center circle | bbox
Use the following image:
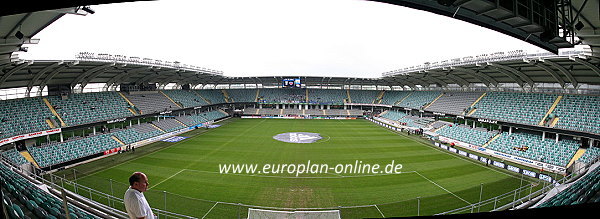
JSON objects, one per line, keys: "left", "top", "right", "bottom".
{"left": 273, "top": 132, "right": 323, "bottom": 143}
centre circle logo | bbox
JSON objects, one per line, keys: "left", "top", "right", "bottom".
{"left": 273, "top": 132, "right": 323, "bottom": 143}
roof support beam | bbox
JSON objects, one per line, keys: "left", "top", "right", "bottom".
{"left": 70, "top": 62, "right": 115, "bottom": 88}
{"left": 570, "top": 57, "right": 600, "bottom": 77}
{"left": 103, "top": 66, "right": 153, "bottom": 90}
{"left": 37, "top": 61, "right": 78, "bottom": 96}
{"left": 422, "top": 73, "right": 448, "bottom": 87}
{"left": 27, "top": 61, "right": 63, "bottom": 97}
{"left": 542, "top": 59, "right": 579, "bottom": 87}
{"left": 525, "top": 59, "right": 566, "bottom": 88}
{"left": 488, "top": 63, "right": 535, "bottom": 87}
{"left": 452, "top": 67, "right": 494, "bottom": 87}
{"left": 0, "top": 60, "right": 33, "bottom": 88}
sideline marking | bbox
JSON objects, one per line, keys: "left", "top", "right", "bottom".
{"left": 414, "top": 171, "right": 472, "bottom": 205}
{"left": 202, "top": 202, "right": 220, "bottom": 219}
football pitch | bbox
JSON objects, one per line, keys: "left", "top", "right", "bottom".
{"left": 55, "top": 118, "right": 544, "bottom": 218}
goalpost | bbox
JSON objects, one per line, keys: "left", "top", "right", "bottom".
{"left": 247, "top": 208, "right": 341, "bottom": 219}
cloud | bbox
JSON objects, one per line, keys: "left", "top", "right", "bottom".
{"left": 18, "top": 0, "right": 544, "bottom": 78}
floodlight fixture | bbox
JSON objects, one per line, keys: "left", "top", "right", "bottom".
{"left": 82, "top": 6, "right": 95, "bottom": 14}
{"left": 15, "top": 31, "right": 24, "bottom": 40}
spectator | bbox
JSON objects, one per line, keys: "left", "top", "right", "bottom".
{"left": 124, "top": 172, "right": 155, "bottom": 219}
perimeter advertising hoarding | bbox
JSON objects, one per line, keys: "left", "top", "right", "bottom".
{"left": 0, "top": 128, "right": 62, "bottom": 146}
{"left": 368, "top": 117, "right": 556, "bottom": 183}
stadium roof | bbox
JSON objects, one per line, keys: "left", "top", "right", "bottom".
{"left": 1, "top": 1, "right": 599, "bottom": 93}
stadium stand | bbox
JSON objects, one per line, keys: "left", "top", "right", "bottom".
{"left": 349, "top": 90, "right": 380, "bottom": 104}
{"left": 578, "top": 147, "right": 600, "bottom": 164}
{"left": 110, "top": 123, "right": 164, "bottom": 145}
{"left": 259, "top": 88, "right": 306, "bottom": 103}
{"left": 470, "top": 92, "right": 558, "bottom": 125}
{"left": 27, "top": 133, "right": 121, "bottom": 168}
{"left": 0, "top": 97, "right": 54, "bottom": 139}
{"left": 1, "top": 148, "right": 29, "bottom": 166}
{"left": 380, "top": 110, "right": 408, "bottom": 121}
{"left": 485, "top": 132, "right": 580, "bottom": 167}
{"left": 227, "top": 89, "right": 258, "bottom": 102}
{"left": 426, "top": 92, "right": 483, "bottom": 115}
{"left": 195, "top": 90, "right": 226, "bottom": 104}
{"left": 124, "top": 92, "right": 181, "bottom": 115}
{"left": 308, "top": 89, "right": 346, "bottom": 104}
{"left": 47, "top": 92, "right": 133, "bottom": 126}
{"left": 161, "top": 90, "right": 209, "bottom": 108}
{"left": 551, "top": 94, "right": 600, "bottom": 134}
{"left": 379, "top": 91, "right": 411, "bottom": 106}
{"left": 0, "top": 162, "right": 97, "bottom": 219}
{"left": 536, "top": 166, "right": 600, "bottom": 207}
{"left": 151, "top": 119, "right": 186, "bottom": 133}
{"left": 396, "top": 91, "right": 442, "bottom": 109}
{"left": 435, "top": 124, "right": 499, "bottom": 146}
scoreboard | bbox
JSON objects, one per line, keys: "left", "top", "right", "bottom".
{"left": 282, "top": 78, "right": 302, "bottom": 88}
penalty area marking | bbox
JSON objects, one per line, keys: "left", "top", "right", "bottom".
{"left": 201, "top": 202, "right": 220, "bottom": 219}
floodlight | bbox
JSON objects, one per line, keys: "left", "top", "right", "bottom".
{"left": 15, "top": 31, "right": 24, "bottom": 39}
{"left": 82, "top": 6, "right": 95, "bottom": 14}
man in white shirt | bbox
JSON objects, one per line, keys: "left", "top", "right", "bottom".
{"left": 124, "top": 172, "right": 155, "bottom": 219}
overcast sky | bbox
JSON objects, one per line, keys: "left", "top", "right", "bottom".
{"left": 18, "top": 0, "right": 547, "bottom": 78}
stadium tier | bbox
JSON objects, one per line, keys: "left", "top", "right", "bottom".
{"left": 1, "top": 163, "right": 96, "bottom": 219}
{"left": 110, "top": 123, "right": 164, "bottom": 145}
{"left": 379, "top": 91, "right": 411, "bottom": 106}
{"left": 47, "top": 92, "right": 133, "bottom": 127}
{"left": 0, "top": 97, "right": 54, "bottom": 139}
{"left": 307, "top": 89, "right": 346, "bottom": 104}
{"left": 380, "top": 110, "right": 409, "bottom": 121}
{"left": 485, "top": 132, "right": 580, "bottom": 167}
{"left": 536, "top": 166, "right": 600, "bottom": 208}
{"left": 396, "top": 91, "right": 442, "bottom": 109}
{"left": 27, "top": 133, "right": 121, "bottom": 168}
{"left": 551, "top": 95, "right": 600, "bottom": 134}
{"left": 195, "top": 89, "right": 226, "bottom": 104}
{"left": 425, "top": 92, "right": 483, "bottom": 115}
{"left": 161, "top": 90, "right": 209, "bottom": 108}
{"left": 470, "top": 92, "right": 558, "bottom": 126}
{"left": 124, "top": 92, "right": 181, "bottom": 115}
{"left": 1, "top": 149, "right": 28, "bottom": 166}
{"left": 226, "top": 89, "right": 258, "bottom": 102}
{"left": 349, "top": 90, "right": 380, "bottom": 104}
{"left": 435, "top": 124, "right": 499, "bottom": 146}
{"left": 578, "top": 147, "right": 600, "bottom": 164}
{"left": 259, "top": 88, "right": 306, "bottom": 103}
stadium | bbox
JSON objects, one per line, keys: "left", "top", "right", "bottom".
{"left": 1, "top": 0, "right": 600, "bottom": 218}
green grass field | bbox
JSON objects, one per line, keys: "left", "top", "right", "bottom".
{"left": 54, "top": 118, "right": 544, "bottom": 218}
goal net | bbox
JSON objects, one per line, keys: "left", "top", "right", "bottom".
{"left": 247, "top": 208, "right": 341, "bottom": 219}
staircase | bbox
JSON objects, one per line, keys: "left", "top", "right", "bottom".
{"left": 118, "top": 92, "right": 139, "bottom": 115}
{"left": 193, "top": 90, "right": 212, "bottom": 104}
{"left": 221, "top": 90, "right": 231, "bottom": 103}
{"left": 346, "top": 90, "right": 352, "bottom": 103}
{"left": 481, "top": 133, "right": 501, "bottom": 148}
{"left": 424, "top": 93, "right": 445, "bottom": 109}
{"left": 255, "top": 89, "right": 261, "bottom": 102}
{"left": 111, "top": 136, "right": 126, "bottom": 146}
{"left": 45, "top": 119, "right": 56, "bottom": 129}
{"left": 395, "top": 92, "right": 413, "bottom": 105}
{"left": 375, "top": 90, "right": 386, "bottom": 104}
{"left": 160, "top": 90, "right": 183, "bottom": 108}
{"left": 150, "top": 123, "right": 165, "bottom": 132}
{"left": 567, "top": 148, "right": 587, "bottom": 168}
{"left": 466, "top": 92, "right": 487, "bottom": 116}
{"left": 42, "top": 98, "right": 67, "bottom": 127}
{"left": 539, "top": 95, "right": 562, "bottom": 126}
{"left": 20, "top": 151, "right": 39, "bottom": 168}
